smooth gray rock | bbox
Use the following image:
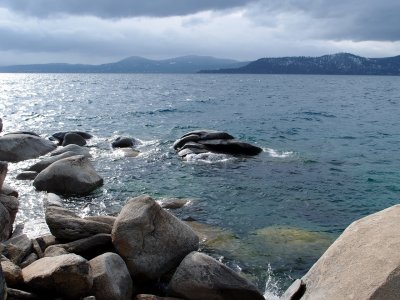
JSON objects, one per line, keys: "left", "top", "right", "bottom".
{"left": 198, "top": 139, "right": 263, "bottom": 155}
{"left": 90, "top": 252, "right": 132, "bottom": 300}
{"left": 167, "top": 252, "right": 264, "bottom": 300}
{"left": 173, "top": 130, "right": 234, "bottom": 150}
{"left": 62, "top": 132, "right": 87, "bottom": 147}
{"left": 22, "top": 254, "right": 93, "bottom": 300}
{"left": 20, "top": 253, "right": 38, "bottom": 269}
{"left": 2, "top": 234, "right": 32, "bottom": 265}
{"left": 44, "top": 246, "right": 69, "bottom": 257}
{"left": 16, "top": 171, "right": 38, "bottom": 181}
{"left": 0, "top": 162, "right": 7, "bottom": 191}
{"left": 0, "top": 134, "right": 56, "bottom": 162}
{"left": 1, "top": 259, "right": 23, "bottom": 287}
{"left": 111, "top": 195, "right": 199, "bottom": 280}
{"left": 27, "top": 151, "right": 85, "bottom": 173}
{"left": 301, "top": 204, "right": 400, "bottom": 300}
{"left": 33, "top": 155, "right": 103, "bottom": 195}
{"left": 50, "top": 144, "right": 91, "bottom": 157}
{"left": 0, "top": 184, "right": 18, "bottom": 197}
{"left": 84, "top": 216, "right": 116, "bottom": 227}
{"left": 0, "top": 195, "right": 19, "bottom": 232}
{"left": 6, "top": 288, "right": 41, "bottom": 300}
{"left": 45, "top": 205, "right": 112, "bottom": 242}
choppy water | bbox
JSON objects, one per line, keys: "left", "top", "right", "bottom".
{"left": 1, "top": 73, "right": 400, "bottom": 296}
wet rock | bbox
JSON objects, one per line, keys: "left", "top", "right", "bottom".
{"left": 0, "top": 263, "right": 5, "bottom": 300}
{"left": 111, "top": 137, "right": 137, "bottom": 148}
{"left": 174, "top": 130, "right": 262, "bottom": 158}
{"left": 90, "top": 252, "right": 132, "bottom": 300}
{"left": 51, "top": 131, "right": 92, "bottom": 145}
{"left": 50, "top": 144, "right": 91, "bottom": 157}
{"left": 45, "top": 203, "right": 112, "bottom": 242}
{"left": 62, "top": 132, "right": 87, "bottom": 146}
{"left": 111, "top": 195, "right": 199, "bottom": 280}
{"left": 2, "top": 234, "right": 32, "bottom": 265}
{"left": 1, "top": 259, "right": 23, "bottom": 287}
{"left": 33, "top": 155, "right": 103, "bottom": 195}
{"left": 167, "top": 251, "right": 264, "bottom": 300}
{"left": 0, "top": 162, "right": 7, "bottom": 191}
{"left": 27, "top": 151, "right": 87, "bottom": 173}
{"left": 0, "top": 184, "right": 18, "bottom": 197}
{"left": 301, "top": 204, "right": 400, "bottom": 300}
{"left": 16, "top": 171, "right": 38, "bottom": 181}
{"left": 0, "top": 134, "right": 56, "bottom": 162}
{"left": 22, "top": 254, "right": 93, "bottom": 300}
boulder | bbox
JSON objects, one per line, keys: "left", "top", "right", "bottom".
{"left": 27, "top": 151, "right": 86, "bottom": 173}
{"left": 34, "top": 235, "right": 58, "bottom": 254}
{"left": 33, "top": 155, "right": 103, "bottom": 195}
{"left": 51, "top": 131, "right": 92, "bottom": 145}
{"left": 0, "top": 184, "right": 18, "bottom": 197}
{"left": 90, "top": 252, "right": 132, "bottom": 300}
{"left": 20, "top": 253, "right": 38, "bottom": 269}
{"left": 45, "top": 234, "right": 113, "bottom": 259}
{"left": 16, "top": 171, "right": 38, "bottom": 181}
{"left": 0, "top": 204, "right": 11, "bottom": 242}
{"left": 111, "top": 195, "right": 199, "bottom": 280}
{"left": 2, "top": 234, "right": 32, "bottom": 265}
{"left": 111, "top": 137, "right": 137, "bottom": 148}
{"left": 301, "top": 204, "right": 400, "bottom": 300}
{"left": 0, "top": 263, "right": 5, "bottom": 300}
{"left": 22, "top": 254, "right": 93, "bottom": 300}
{"left": 62, "top": 132, "right": 87, "bottom": 146}
{"left": 173, "top": 130, "right": 262, "bottom": 157}
{"left": 0, "top": 162, "right": 7, "bottom": 191}
{"left": 0, "top": 195, "right": 19, "bottom": 231}
{"left": 50, "top": 144, "right": 91, "bottom": 157}
{"left": 0, "top": 134, "right": 56, "bottom": 162}
{"left": 0, "top": 118, "right": 2, "bottom": 133}
{"left": 84, "top": 216, "right": 116, "bottom": 227}
{"left": 45, "top": 204, "right": 112, "bottom": 241}
{"left": 4, "top": 132, "right": 40, "bottom": 137}
{"left": 1, "top": 259, "right": 23, "bottom": 287}
{"left": 167, "top": 252, "right": 264, "bottom": 300}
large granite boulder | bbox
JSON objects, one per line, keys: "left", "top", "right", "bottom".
{"left": 45, "top": 196, "right": 112, "bottom": 241}
{"left": 167, "top": 251, "right": 264, "bottom": 300}
{"left": 89, "top": 252, "right": 133, "bottom": 300}
{"left": 173, "top": 130, "right": 262, "bottom": 158}
{"left": 299, "top": 204, "right": 400, "bottom": 300}
{"left": 27, "top": 151, "right": 86, "bottom": 173}
{"left": 22, "top": 254, "right": 93, "bottom": 299}
{"left": 2, "top": 234, "right": 32, "bottom": 265}
{"left": 33, "top": 155, "right": 103, "bottom": 195}
{"left": 0, "top": 134, "right": 56, "bottom": 162}
{"left": 111, "top": 195, "right": 199, "bottom": 280}
{"left": 1, "top": 259, "right": 23, "bottom": 288}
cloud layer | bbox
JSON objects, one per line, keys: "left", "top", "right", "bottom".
{"left": 0, "top": 0, "right": 399, "bottom": 65}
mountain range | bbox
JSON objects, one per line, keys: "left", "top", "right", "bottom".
{"left": 0, "top": 55, "right": 247, "bottom": 74}
{"left": 0, "top": 53, "right": 399, "bottom": 75}
{"left": 200, "top": 53, "right": 400, "bottom": 75}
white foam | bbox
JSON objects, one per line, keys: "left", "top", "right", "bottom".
{"left": 185, "top": 152, "right": 234, "bottom": 164}
{"left": 265, "top": 148, "right": 294, "bottom": 159}
{"left": 263, "top": 264, "right": 282, "bottom": 300}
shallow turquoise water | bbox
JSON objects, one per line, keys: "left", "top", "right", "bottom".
{"left": 1, "top": 73, "right": 399, "bottom": 295}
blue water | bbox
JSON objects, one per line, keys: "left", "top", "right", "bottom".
{"left": 1, "top": 73, "right": 400, "bottom": 295}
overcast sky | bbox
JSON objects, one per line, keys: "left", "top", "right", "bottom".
{"left": 0, "top": 0, "right": 399, "bottom": 65}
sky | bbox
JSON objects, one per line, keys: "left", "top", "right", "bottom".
{"left": 0, "top": 0, "right": 399, "bottom": 65}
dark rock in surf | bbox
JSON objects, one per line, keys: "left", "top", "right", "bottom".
{"left": 51, "top": 131, "right": 92, "bottom": 145}
{"left": 174, "top": 130, "right": 262, "bottom": 158}
{"left": 27, "top": 151, "right": 87, "bottom": 173}
{"left": 62, "top": 133, "right": 87, "bottom": 147}
{"left": 111, "top": 137, "right": 137, "bottom": 148}
{"left": 50, "top": 144, "right": 91, "bottom": 157}
{"left": 16, "top": 171, "right": 38, "bottom": 181}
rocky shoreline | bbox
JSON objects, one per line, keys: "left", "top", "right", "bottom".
{"left": 1, "top": 117, "right": 400, "bottom": 299}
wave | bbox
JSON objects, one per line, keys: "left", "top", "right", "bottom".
{"left": 264, "top": 148, "right": 295, "bottom": 159}
{"left": 185, "top": 152, "right": 235, "bottom": 164}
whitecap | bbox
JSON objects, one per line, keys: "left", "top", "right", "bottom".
{"left": 263, "top": 263, "right": 282, "bottom": 300}
{"left": 264, "top": 148, "right": 294, "bottom": 159}
{"left": 184, "top": 152, "right": 234, "bottom": 164}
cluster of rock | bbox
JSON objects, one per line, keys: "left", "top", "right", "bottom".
{"left": 1, "top": 191, "right": 265, "bottom": 299}
{"left": 173, "top": 130, "right": 263, "bottom": 159}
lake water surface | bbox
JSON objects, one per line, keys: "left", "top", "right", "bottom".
{"left": 1, "top": 73, "right": 399, "bottom": 297}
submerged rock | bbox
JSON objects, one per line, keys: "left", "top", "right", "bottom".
{"left": 51, "top": 131, "right": 92, "bottom": 145}
{"left": 33, "top": 155, "right": 103, "bottom": 195}
{"left": 16, "top": 171, "right": 38, "bottom": 181}
{"left": 62, "top": 132, "right": 87, "bottom": 147}
{"left": 0, "top": 134, "right": 56, "bottom": 162}
{"left": 174, "top": 130, "right": 262, "bottom": 158}
{"left": 300, "top": 204, "right": 400, "bottom": 300}
{"left": 111, "top": 137, "right": 138, "bottom": 148}
{"left": 167, "top": 251, "right": 264, "bottom": 300}
{"left": 112, "top": 195, "right": 199, "bottom": 280}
